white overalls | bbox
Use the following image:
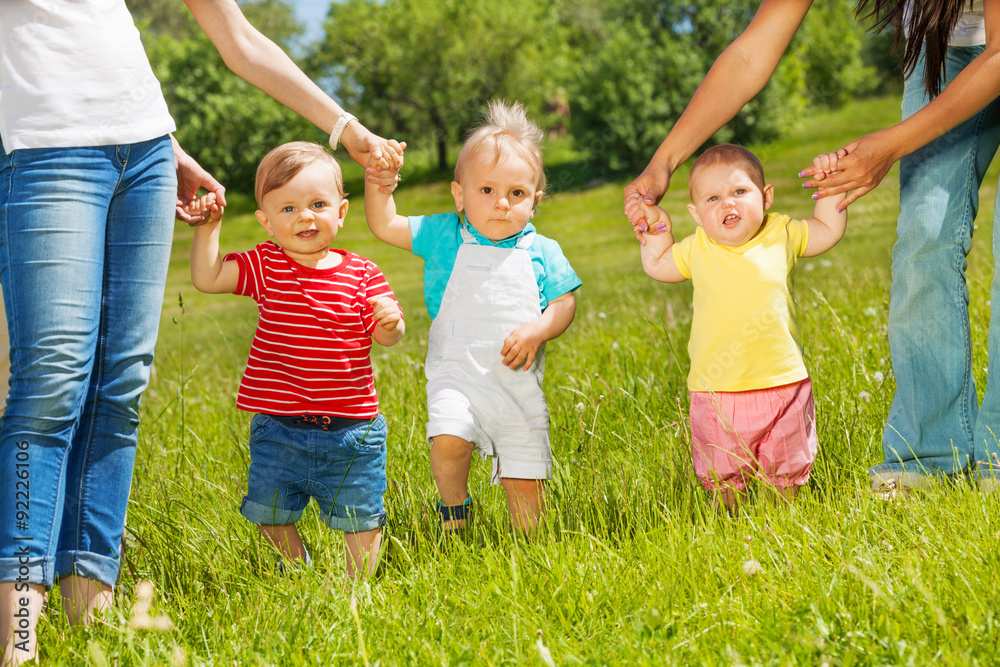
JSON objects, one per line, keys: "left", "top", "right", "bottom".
{"left": 425, "top": 226, "right": 551, "bottom": 482}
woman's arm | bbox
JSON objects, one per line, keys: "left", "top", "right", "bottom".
{"left": 624, "top": 0, "right": 814, "bottom": 229}
{"left": 181, "top": 0, "right": 401, "bottom": 170}
{"left": 803, "top": 0, "right": 1000, "bottom": 207}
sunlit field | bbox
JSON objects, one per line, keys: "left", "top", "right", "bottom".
{"left": 37, "top": 95, "right": 1000, "bottom": 665}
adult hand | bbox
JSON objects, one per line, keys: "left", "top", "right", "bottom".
{"left": 364, "top": 141, "right": 407, "bottom": 194}
{"left": 342, "top": 120, "right": 404, "bottom": 166}
{"left": 624, "top": 161, "right": 672, "bottom": 242}
{"left": 799, "top": 130, "right": 899, "bottom": 209}
{"left": 171, "top": 135, "right": 227, "bottom": 225}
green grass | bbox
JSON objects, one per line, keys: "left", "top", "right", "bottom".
{"left": 37, "top": 95, "right": 1000, "bottom": 665}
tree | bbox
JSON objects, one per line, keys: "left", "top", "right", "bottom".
{"left": 312, "top": 0, "right": 570, "bottom": 172}
{"left": 568, "top": 0, "right": 884, "bottom": 172}
{"left": 133, "top": 0, "right": 320, "bottom": 188}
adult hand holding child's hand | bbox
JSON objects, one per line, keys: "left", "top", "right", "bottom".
{"left": 184, "top": 192, "right": 224, "bottom": 227}
{"left": 172, "top": 135, "right": 227, "bottom": 225}
{"left": 634, "top": 203, "right": 672, "bottom": 247}
{"left": 365, "top": 141, "right": 407, "bottom": 195}
{"left": 624, "top": 161, "right": 672, "bottom": 243}
{"left": 798, "top": 130, "right": 899, "bottom": 210}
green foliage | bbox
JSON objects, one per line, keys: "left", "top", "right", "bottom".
{"left": 794, "top": 0, "right": 881, "bottom": 107}
{"left": 313, "top": 0, "right": 571, "bottom": 172}
{"left": 569, "top": 0, "right": 886, "bottom": 172}
{"left": 128, "top": 0, "right": 899, "bottom": 191}
{"left": 137, "top": 0, "right": 322, "bottom": 188}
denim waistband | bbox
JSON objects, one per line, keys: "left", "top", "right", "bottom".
{"left": 268, "top": 414, "right": 368, "bottom": 431}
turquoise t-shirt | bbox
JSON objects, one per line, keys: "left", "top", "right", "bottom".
{"left": 409, "top": 212, "right": 582, "bottom": 320}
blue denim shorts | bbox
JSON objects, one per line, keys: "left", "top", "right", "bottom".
{"left": 240, "top": 413, "right": 387, "bottom": 533}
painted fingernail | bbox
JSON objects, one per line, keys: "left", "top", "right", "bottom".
{"left": 656, "top": 224, "right": 667, "bottom": 233}
{"left": 802, "top": 182, "right": 811, "bottom": 188}
{"left": 811, "top": 193, "right": 820, "bottom": 200}
{"left": 798, "top": 171, "right": 808, "bottom": 177}
{"left": 838, "top": 206, "right": 845, "bottom": 213}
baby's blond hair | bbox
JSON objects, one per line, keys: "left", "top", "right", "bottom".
{"left": 454, "top": 100, "right": 546, "bottom": 193}
{"left": 255, "top": 141, "right": 344, "bottom": 207}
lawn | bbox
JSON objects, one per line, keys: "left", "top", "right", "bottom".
{"left": 39, "top": 94, "right": 1000, "bottom": 665}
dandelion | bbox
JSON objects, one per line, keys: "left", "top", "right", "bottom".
{"left": 611, "top": 341, "right": 619, "bottom": 350}
{"left": 87, "top": 642, "right": 109, "bottom": 667}
{"left": 820, "top": 259, "right": 833, "bottom": 268}
{"left": 863, "top": 306, "right": 878, "bottom": 317}
{"left": 742, "top": 559, "right": 762, "bottom": 577}
{"left": 575, "top": 402, "right": 586, "bottom": 413}
{"left": 873, "top": 371, "right": 884, "bottom": 383}
{"left": 858, "top": 391, "right": 870, "bottom": 403}
{"left": 598, "top": 312, "right": 607, "bottom": 319}
{"left": 129, "top": 580, "right": 173, "bottom": 631}
{"left": 536, "top": 630, "right": 555, "bottom": 667}
{"left": 805, "top": 263, "right": 815, "bottom": 271}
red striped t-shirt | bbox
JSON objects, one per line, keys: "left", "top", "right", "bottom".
{"left": 225, "top": 241, "right": 399, "bottom": 418}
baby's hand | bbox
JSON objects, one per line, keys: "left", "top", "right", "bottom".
{"left": 369, "top": 296, "right": 402, "bottom": 331}
{"left": 808, "top": 148, "right": 849, "bottom": 182}
{"left": 634, "top": 203, "right": 671, "bottom": 246}
{"left": 501, "top": 323, "right": 543, "bottom": 371}
{"left": 366, "top": 141, "right": 406, "bottom": 194}
{"left": 184, "top": 192, "right": 223, "bottom": 226}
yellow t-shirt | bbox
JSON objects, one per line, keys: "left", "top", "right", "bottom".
{"left": 671, "top": 212, "right": 810, "bottom": 392}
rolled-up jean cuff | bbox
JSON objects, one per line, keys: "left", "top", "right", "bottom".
{"left": 55, "top": 551, "right": 120, "bottom": 590}
{"left": 240, "top": 498, "right": 303, "bottom": 526}
{"left": 324, "top": 510, "right": 386, "bottom": 533}
{"left": 867, "top": 461, "right": 948, "bottom": 478}
{"left": 0, "top": 555, "right": 54, "bottom": 588}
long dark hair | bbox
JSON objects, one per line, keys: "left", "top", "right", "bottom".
{"left": 856, "top": 0, "right": 972, "bottom": 97}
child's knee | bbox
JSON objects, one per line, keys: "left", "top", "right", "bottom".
{"left": 431, "top": 435, "right": 474, "bottom": 457}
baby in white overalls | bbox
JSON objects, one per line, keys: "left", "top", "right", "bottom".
{"left": 364, "top": 100, "right": 581, "bottom": 533}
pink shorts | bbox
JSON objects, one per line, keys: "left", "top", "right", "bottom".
{"left": 689, "top": 378, "right": 818, "bottom": 491}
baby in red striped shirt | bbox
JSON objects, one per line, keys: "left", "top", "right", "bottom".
{"left": 187, "top": 141, "right": 404, "bottom": 578}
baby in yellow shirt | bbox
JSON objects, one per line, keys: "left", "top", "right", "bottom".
{"left": 637, "top": 144, "right": 847, "bottom": 511}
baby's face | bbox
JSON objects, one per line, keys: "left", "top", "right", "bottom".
{"left": 451, "top": 151, "right": 543, "bottom": 242}
{"left": 687, "top": 164, "right": 773, "bottom": 247}
{"left": 255, "top": 161, "right": 348, "bottom": 263}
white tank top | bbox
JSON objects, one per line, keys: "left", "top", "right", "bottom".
{"left": 903, "top": 1, "right": 986, "bottom": 47}
{"left": 951, "top": 0, "right": 985, "bottom": 46}
{"left": 0, "top": 0, "right": 176, "bottom": 151}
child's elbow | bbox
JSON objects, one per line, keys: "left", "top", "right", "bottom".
{"left": 190, "top": 273, "right": 208, "bottom": 293}
{"left": 191, "top": 274, "right": 227, "bottom": 294}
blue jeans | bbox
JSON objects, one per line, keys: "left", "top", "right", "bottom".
{"left": 0, "top": 136, "right": 176, "bottom": 589}
{"left": 873, "top": 46, "right": 1000, "bottom": 479}
{"left": 240, "top": 413, "right": 388, "bottom": 533}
